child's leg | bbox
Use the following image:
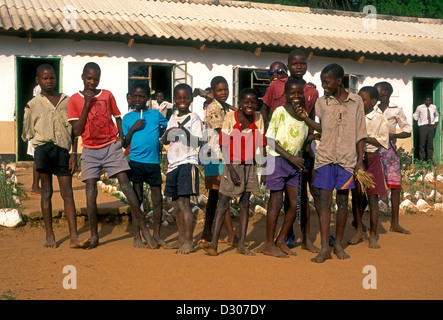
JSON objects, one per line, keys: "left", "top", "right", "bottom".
{"left": 116, "top": 172, "right": 157, "bottom": 248}
{"left": 85, "top": 178, "right": 99, "bottom": 249}
{"left": 31, "top": 162, "right": 41, "bottom": 195}
{"left": 176, "top": 196, "right": 194, "bottom": 254}
{"left": 390, "top": 188, "right": 411, "bottom": 234}
{"left": 150, "top": 185, "right": 168, "bottom": 247}
{"left": 236, "top": 192, "right": 254, "bottom": 256}
{"left": 349, "top": 188, "right": 366, "bottom": 245}
{"left": 301, "top": 176, "right": 319, "bottom": 252}
{"left": 200, "top": 193, "right": 230, "bottom": 256}
{"left": 275, "top": 185, "right": 299, "bottom": 256}
{"left": 57, "top": 175, "right": 89, "bottom": 248}
{"left": 368, "top": 194, "right": 380, "bottom": 249}
{"left": 169, "top": 197, "right": 185, "bottom": 249}
{"left": 334, "top": 189, "right": 350, "bottom": 259}
{"left": 311, "top": 188, "right": 333, "bottom": 263}
{"left": 263, "top": 190, "right": 287, "bottom": 258}
{"left": 131, "top": 182, "right": 146, "bottom": 248}
{"left": 201, "top": 188, "right": 218, "bottom": 242}
{"left": 40, "top": 173, "right": 56, "bottom": 248}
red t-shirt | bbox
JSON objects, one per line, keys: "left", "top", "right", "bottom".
{"left": 68, "top": 90, "right": 121, "bottom": 149}
{"left": 219, "top": 111, "right": 266, "bottom": 163}
{"left": 262, "top": 78, "right": 319, "bottom": 118}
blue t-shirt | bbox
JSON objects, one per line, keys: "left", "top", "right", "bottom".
{"left": 122, "top": 109, "right": 168, "bottom": 164}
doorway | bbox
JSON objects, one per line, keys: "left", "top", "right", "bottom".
{"left": 15, "top": 56, "right": 61, "bottom": 161}
{"left": 412, "top": 77, "right": 442, "bottom": 163}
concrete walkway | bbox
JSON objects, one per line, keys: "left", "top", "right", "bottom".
{"left": 15, "top": 162, "right": 130, "bottom": 220}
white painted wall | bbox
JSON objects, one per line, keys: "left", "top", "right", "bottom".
{"left": 1, "top": 35, "right": 442, "bottom": 127}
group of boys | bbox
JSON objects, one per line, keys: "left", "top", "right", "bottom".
{"left": 22, "top": 50, "right": 412, "bottom": 262}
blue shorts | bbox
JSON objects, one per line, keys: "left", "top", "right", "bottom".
{"left": 312, "top": 164, "right": 355, "bottom": 191}
{"left": 128, "top": 161, "right": 162, "bottom": 186}
{"left": 165, "top": 164, "right": 199, "bottom": 199}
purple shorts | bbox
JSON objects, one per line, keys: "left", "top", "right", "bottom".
{"left": 266, "top": 155, "right": 301, "bottom": 191}
{"left": 313, "top": 164, "right": 355, "bottom": 191}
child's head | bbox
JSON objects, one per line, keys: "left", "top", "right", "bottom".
{"left": 238, "top": 88, "right": 258, "bottom": 116}
{"left": 210, "top": 76, "right": 229, "bottom": 103}
{"left": 173, "top": 83, "right": 193, "bottom": 113}
{"left": 358, "top": 86, "right": 379, "bottom": 113}
{"left": 131, "top": 82, "right": 150, "bottom": 110}
{"left": 155, "top": 91, "right": 165, "bottom": 103}
{"left": 374, "top": 81, "right": 393, "bottom": 100}
{"left": 81, "top": 62, "right": 101, "bottom": 91}
{"left": 267, "top": 61, "right": 288, "bottom": 82}
{"left": 35, "top": 64, "right": 57, "bottom": 93}
{"left": 285, "top": 78, "right": 305, "bottom": 108}
{"left": 287, "top": 49, "right": 308, "bottom": 79}
{"left": 320, "top": 63, "right": 345, "bottom": 97}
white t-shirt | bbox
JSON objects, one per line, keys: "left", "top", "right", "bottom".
{"left": 164, "top": 112, "right": 203, "bottom": 172}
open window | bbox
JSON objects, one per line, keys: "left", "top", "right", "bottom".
{"left": 343, "top": 74, "right": 361, "bottom": 94}
{"left": 233, "top": 67, "right": 270, "bottom": 110}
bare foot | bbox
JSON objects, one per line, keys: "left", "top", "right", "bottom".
{"left": 301, "top": 238, "right": 320, "bottom": 253}
{"left": 311, "top": 248, "right": 332, "bottom": 263}
{"left": 154, "top": 236, "right": 170, "bottom": 248}
{"left": 348, "top": 231, "right": 364, "bottom": 245}
{"left": 168, "top": 239, "right": 184, "bottom": 249}
{"left": 368, "top": 236, "right": 380, "bottom": 249}
{"left": 276, "top": 241, "right": 297, "bottom": 256}
{"left": 226, "top": 233, "right": 239, "bottom": 247}
{"left": 262, "top": 243, "right": 288, "bottom": 258}
{"left": 390, "top": 224, "right": 411, "bottom": 234}
{"left": 176, "top": 241, "right": 194, "bottom": 254}
{"left": 31, "top": 188, "right": 41, "bottom": 195}
{"left": 69, "top": 238, "right": 90, "bottom": 249}
{"left": 255, "top": 243, "right": 265, "bottom": 253}
{"left": 141, "top": 229, "right": 158, "bottom": 249}
{"left": 333, "top": 244, "right": 350, "bottom": 260}
{"left": 199, "top": 240, "right": 218, "bottom": 256}
{"left": 133, "top": 238, "right": 147, "bottom": 248}
{"left": 44, "top": 235, "right": 58, "bottom": 248}
{"left": 236, "top": 245, "right": 255, "bottom": 256}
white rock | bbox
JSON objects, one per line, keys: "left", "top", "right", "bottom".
{"left": 254, "top": 205, "right": 267, "bottom": 216}
{"left": 428, "top": 190, "right": 442, "bottom": 203}
{"left": 378, "top": 200, "right": 388, "bottom": 213}
{"left": 197, "top": 194, "right": 208, "bottom": 205}
{"left": 424, "top": 173, "right": 435, "bottom": 183}
{"left": 0, "top": 208, "right": 23, "bottom": 228}
{"left": 403, "top": 192, "right": 412, "bottom": 201}
{"left": 416, "top": 199, "right": 431, "bottom": 212}
{"left": 192, "top": 206, "right": 204, "bottom": 215}
{"left": 436, "top": 175, "right": 443, "bottom": 182}
{"left": 434, "top": 203, "right": 443, "bottom": 212}
{"left": 414, "top": 191, "right": 425, "bottom": 201}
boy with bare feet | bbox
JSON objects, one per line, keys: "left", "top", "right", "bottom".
{"left": 162, "top": 83, "right": 203, "bottom": 254}
{"left": 199, "top": 88, "right": 266, "bottom": 256}
{"left": 22, "top": 64, "right": 89, "bottom": 249}
{"left": 350, "top": 86, "right": 389, "bottom": 249}
{"left": 122, "top": 82, "right": 168, "bottom": 248}
{"left": 297, "top": 63, "right": 367, "bottom": 263}
{"left": 262, "top": 78, "right": 310, "bottom": 258}
{"left": 68, "top": 62, "right": 157, "bottom": 250}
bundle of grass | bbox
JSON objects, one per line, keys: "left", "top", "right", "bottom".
{"left": 355, "top": 169, "right": 375, "bottom": 195}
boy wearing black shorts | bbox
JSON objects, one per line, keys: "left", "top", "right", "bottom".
{"left": 22, "top": 64, "right": 88, "bottom": 249}
{"left": 122, "top": 82, "right": 168, "bottom": 248}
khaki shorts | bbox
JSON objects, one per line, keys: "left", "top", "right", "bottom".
{"left": 219, "top": 163, "right": 259, "bottom": 198}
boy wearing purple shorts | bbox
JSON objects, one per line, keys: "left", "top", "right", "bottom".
{"left": 262, "top": 78, "right": 309, "bottom": 258}
{"left": 68, "top": 62, "right": 157, "bottom": 249}
{"left": 297, "top": 64, "right": 367, "bottom": 263}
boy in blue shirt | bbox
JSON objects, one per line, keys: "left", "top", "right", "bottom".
{"left": 122, "top": 82, "right": 168, "bottom": 248}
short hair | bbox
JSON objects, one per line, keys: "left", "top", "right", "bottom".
{"left": 82, "top": 62, "right": 101, "bottom": 75}
{"left": 155, "top": 90, "right": 164, "bottom": 96}
{"left": 238, "top": 88, "right": 258, "bottom": 101}
{"left": 359, "top": 86, "right": 379, "bottom": 101}
{"left": 285, "top": 78, "right": 304, "bottom": 92}
{"left": 174, "top": 83, "right": 193, "bottom": 101}
{"left": 374, "top": 81, "right": 393, "bottom": 96}
{"left": 36, "top": 64, "right": 55, "bottom": 77}
{"left": 210, "top": 76, "right": 228, "bottom": 90}
{"left": 321, "top": 63, "right": 345, "bottom": 80}
{"left": 131, "top": 81, "right": 150, "bottom": 96}
{"left": 288, "top": 49, "right": 307, "bottom": 62}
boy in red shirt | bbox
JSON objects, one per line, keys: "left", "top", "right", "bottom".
{"left": 68, "top": 62, "right": 157, "bottom": 249}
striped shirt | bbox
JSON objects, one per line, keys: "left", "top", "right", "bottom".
{"left": 22, "top": 93, "right": 73, "bottom": 151}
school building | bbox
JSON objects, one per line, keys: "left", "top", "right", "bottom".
{"left": 0, "top": 0, "right": 442, "bottom": 163}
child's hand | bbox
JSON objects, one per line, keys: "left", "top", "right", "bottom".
{"left": 131, "top": 119, "right": 146, "bottom": 132}
{"left": 288, "top": 155, "right": 305, "bottom": 171}
{"left": 307, "top": 82, "right": 317, "bottom": 89}
{"left": 228, "top": 166, "right": 241, "bottom": 187}
{"left": 295, "top": 106, "right": 308, "bottom": 119}
{"left": 69, "top": 153, "right": 78, "bottom": 175}
{"left": 82, "top": 90, "right": 95, "bottom": 108}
